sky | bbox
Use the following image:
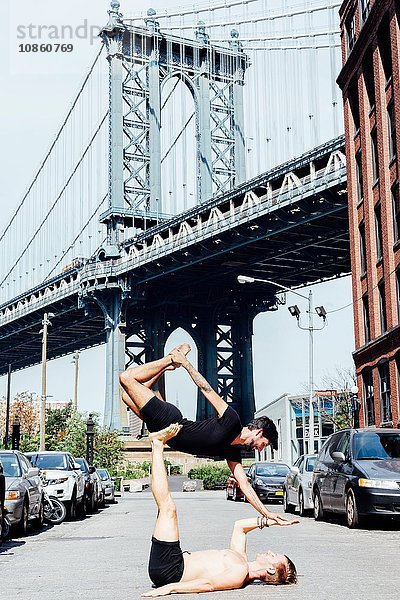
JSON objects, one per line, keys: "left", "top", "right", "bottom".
{"left": 0, "top": 0, "right": 355, "bottom": 423}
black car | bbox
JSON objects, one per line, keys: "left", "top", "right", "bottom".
{"left": 312, "top": 428, "right": 400, "bottom": 528}
{"left": 75, "top": 458, "right": 98, "bottom": 513}
{"left": 0, "top": 460, "right": 5, "bottom": 541}
{"left": 247, "top": 462, "right": 290, "bottom": 503}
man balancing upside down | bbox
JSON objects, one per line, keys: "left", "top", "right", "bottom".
{"left": 143, "top": 424, "right": 298, "bottom": 597}
{"left": 120, "top": 345, "right": 297, "bottom": 525}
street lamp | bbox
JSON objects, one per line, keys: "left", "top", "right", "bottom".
{"left": 238, "top": 275, "right": 327, "bottom": 454}
{"left": 350, "top": 385, "right": 360, "bottom": 428}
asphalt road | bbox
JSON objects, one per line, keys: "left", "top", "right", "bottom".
{"left": 0, "top": 486, "right": 399, "bottom": 600}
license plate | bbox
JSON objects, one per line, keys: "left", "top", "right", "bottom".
{"left": 276, "top": 491, "right": 283, "bottom": 496}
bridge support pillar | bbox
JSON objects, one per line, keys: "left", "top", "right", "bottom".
{"left": 195, "top": 308, "right": 255, "bottom": 425}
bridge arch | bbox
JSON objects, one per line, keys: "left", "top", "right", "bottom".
{"left": 164, "top": 326, "right": 199, "bottom": 421}
{"left": 161, "top": 75, "right": 197, "bottom": 215}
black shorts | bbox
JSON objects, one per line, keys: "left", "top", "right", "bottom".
{"left": 148, "top": 537, "right": 185, "bottom": 587}
{"left": 141, "top": 396, "right": 183, "bottom": 433}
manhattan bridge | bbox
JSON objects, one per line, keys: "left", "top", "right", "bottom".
{"left": 0, "top": 0, "right": 349, "bottom": 432}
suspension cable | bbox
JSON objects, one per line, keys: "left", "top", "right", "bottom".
{"left": 212, "top": 29, "right": 340, "bottom": 41}
{"left": 125, "top": 0, "right": 260, "bottom": 20}
{"left": 161, "top": 113, "right": 195, "bottom": 163}
{"left": 0, "top": 45, "right": 104, "bottom": 245}
{"left": 164, "top": 3, "right": 341, "bottom": 30}
{"left": 0, "top": 112, "right": 108, "bottom": 288}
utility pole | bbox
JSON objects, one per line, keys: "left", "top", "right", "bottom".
{"left": 72, "top": 351, "right": 79, "bottom": 411}
{"left": 308, "top": 290, "right": 315, "bottom": 454}
{"left": 4, "top": 364, "right": 12, "bottom": 449}
{"left": 40, "top": 312, "right": 53, "bottom": 451}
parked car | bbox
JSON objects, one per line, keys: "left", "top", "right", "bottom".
{"left": 283, "top": 454, "right": 317, "bottom": 516}
{"left": 0, "top": 450, "right": 44, "bottom": 534}
{"left": 0, "top": 459, "right": 6, "bottom": 541}
{"left": 96, "top": 468, "right": 115, "bottom": 503}
{"left": 247, "top": 462, "right": 290, "bottom": 503}
{"left": 92, "top": 469, "right": 105, "bottom": 508}
{"left": 226, "top": 467, "right": 249, "bottom": 501}
{"left": 25, "top": 451, "right": 85, "bottom": 520}
{"left": 75, "top": 457, "right": 99, "bottom": 512}
{"left": 312, "top": 428, "right": 400, "bottom": 528}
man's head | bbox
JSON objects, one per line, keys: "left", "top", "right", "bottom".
{"left": 244, "top": 416, "right": 278, "bottom": 451}
{"left": 250, "top": 551, "right": 297, "bottom": 585}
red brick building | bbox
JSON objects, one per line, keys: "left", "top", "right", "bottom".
{"left": 337, "top": 0, "right": 400, "bottom": 428}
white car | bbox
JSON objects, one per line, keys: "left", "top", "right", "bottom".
{"left": 25, "top": 451, "right": 85, "bottom": 519}
{"left": 283, "top": 454, "right": 317, "bottom": 516}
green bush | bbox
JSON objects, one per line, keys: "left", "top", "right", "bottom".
{"left": 188, "top": 465, "right": 231, "bottom": 490}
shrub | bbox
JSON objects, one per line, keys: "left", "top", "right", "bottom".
{"left": 188, "top": 465, "right": 231, "bottom": 490}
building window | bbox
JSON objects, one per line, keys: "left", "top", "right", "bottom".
{"left": 371, "top": 128, "right": 379, "bottom": 182}
{"left": 346, "top": 14, "right": 356, "bottom": 54}
{"left": 387, "top": 102, "right": 396, "bottom": 160}
{"left": 363, "top": 294, "right": 370, "bottom": 343}
{"left": 359, "top": 0, "right": 371, "bottom": 26}
{"left": 348, "top": 78, "right": 360, "bottom": 132}
{"left": 359, "top": 222, "right": 367, "bottom": 275}
{"left": 392, "top": 184, "right": 400, "bottom": 242}
{"left": 378, "top": 16, "right": 393, "bottom": 83}
{"left": 363, "top": 48, "right": 375, "bottom": 110}
{"left": 355, "top": 151, "right": 363, "bottom": 202}
{"left": 396, "top": 269, "right": 400, "bottom": 322}
{"left": 378, "top": 362, "right": 392, "bottom": 422}
{"left": 375, "top": 203, "right": 383, "bottom": 261}
{"left": 362, "top": 369, "right": 375, "bottom": 425}
{"left": 378, "top": 280, "right": 387, "bottom": 334}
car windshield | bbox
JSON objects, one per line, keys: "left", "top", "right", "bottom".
{"left": 97, "top": 469, "right": 109, "bottom": 480}
{"left": 305, "top": 457, "right": 316, "bottom": 472}
{"left": 75, "top": 459, "right": 88, "bottom": 473}
{"left": 0, "top": 454, "right": 21, "bottom": 477}
{"left": 353, "top": 432, "right": 400, "bottom": 460}
{"left": 256, "top": 464, "right": 290, "bottom": 477}
{"left": 29, "top": 453, "right": 69, "bottom": 470}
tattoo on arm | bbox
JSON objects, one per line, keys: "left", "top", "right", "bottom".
{"left": 184, "top": 362, "right": 213, "bottom": 393}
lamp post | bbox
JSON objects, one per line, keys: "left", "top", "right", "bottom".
{"left": 238, "top": 275, "right": 327, "bottom": 454}
{"left": 350, "top": 385, "right": 360, "bottom": 428}
{"left": 4, "top": 364, "right": 12, "bottom": 449}
{"left": 86, "top": 414, "right": 95, "bottom": 465}
{"left": 72, "top": 351, "right": 80, "bottom": 411}
{"left": 39, "top": 312, "right": 54, "bottom": 451}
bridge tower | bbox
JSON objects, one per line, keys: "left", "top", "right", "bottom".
{"left": 98, "top": 2, "right": 252, "bottom": 430}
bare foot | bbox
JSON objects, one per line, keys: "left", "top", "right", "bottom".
{"left": 149, "top": 423, "right": 183, "bottom": 444}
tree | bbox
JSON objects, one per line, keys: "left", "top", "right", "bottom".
{"left": 318, "top": 367, "right": 357, "bottom": 430}
{"left": 93, "top": 428, "right": 124, "bottom": 474}
{"left": 45, "top": 402, "right": 73, "bottom": 449}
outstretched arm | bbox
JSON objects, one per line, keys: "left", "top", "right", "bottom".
{"left": 142, "top": 569, "right": 246, "bottom": 596}
{"left": 169, "top": 350, "right": 227, "bottom": 417}
{"left": 230, "top": 516, "right": 272, "bottom": 558}
{"left": 227, "top": 461, "right": 299, "bottom": 527}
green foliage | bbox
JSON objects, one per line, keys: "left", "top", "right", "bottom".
{"left": 188, "top": 465, "right": 231, "bottom": 490}
{"left": 93, "top": 428, "right": 124, "bottom": 474}
{"left": 45, "top": 402, "right": 73, "bottom": 449}
{"left": 19, "top": 432, "right": 41, "bottom": 452}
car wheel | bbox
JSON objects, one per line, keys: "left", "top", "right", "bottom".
{"left": 225, "top": 487, "right": 231, "bottom": 501}
{"left": 77, "top": 495, "right": 87, "bottom": 519}
{"left": 346, "top": 489, "right": 360, "bottom": 529}
{"left": 298, "top": 489, "right": 306, "bottom": 517}
{"left": 67, "top": 490, "right": 77, "bottom": 520}
{"left": 313, "top": 490, "right": 324, "bottom": 521}
{"left": 33, "top": 498, "right": 44, "bottom": 529}
{"left": 283, "top": 488, "right": 294, "bottom": 513}
{"left": 17, "top": 499, "right": 29, "bottom": 535}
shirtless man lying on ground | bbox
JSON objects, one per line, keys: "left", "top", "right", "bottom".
{"left": 120, "top": 345, "right": 297, "bottom": 526}
{"left": 143, "top": 424, "right": 298, "bottom": 597}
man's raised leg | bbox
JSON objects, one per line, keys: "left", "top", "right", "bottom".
{"left": 150, "top": 424, "right": 182, "bottom": 542}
